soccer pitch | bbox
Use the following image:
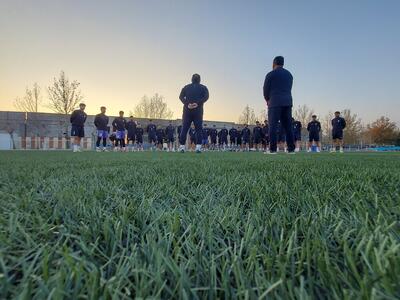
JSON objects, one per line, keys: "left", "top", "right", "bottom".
{"left": 0, "top": 151, "right": 399, "bottom": 299}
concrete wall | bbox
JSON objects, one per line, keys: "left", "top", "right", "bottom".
{"left": 0, "top": 111, "right": 239, "bottom": 149}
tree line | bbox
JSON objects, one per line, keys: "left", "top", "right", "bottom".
{"left": 13, "top": 71, "right": 174, "bottom": 119}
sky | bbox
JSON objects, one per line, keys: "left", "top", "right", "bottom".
{"left": 0, "top": 0, "right": 399, "bottom": 124}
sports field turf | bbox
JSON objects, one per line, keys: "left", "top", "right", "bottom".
{"left": 0, "top": 151, "right": 399, "bottom": 299}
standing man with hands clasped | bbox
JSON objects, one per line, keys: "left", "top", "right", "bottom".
{"left": 263, "top": 56, "right": 295, "bottom": 154}
{"left": 178, "top": 74, "right": 209, "bottom": 153}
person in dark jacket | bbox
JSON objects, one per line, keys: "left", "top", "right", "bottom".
{"left": 135, "top": 123, "right": 144, "bottom": 151}
{"left": 146, "top": 120, "right": 157, "bottom": 150}
{"left": 126, "top": 116, "right": 137, "bottom": 151}
{"left": 218, "top": 125, "right": 229, "bottom": 150}
{"left": 229, "top": 127, "right": 238, "bottom": 150}
{"left": 178, "top": 74, "right": 209, "bottom": 153}
{"left": 331, "top": 111, "right": 346, "bottom": 153}
{"left": 112, "top": 111, "right": 127, "bottom": 151}
{"left": 307, "top": 115, "right": 321, "bottom": 152}
{"left": 94, "top": 106, "right": 109, "bottom": 152}
{"left": 263, "top": 56, "right": 295, "bottom": 154}
{"left": 70, "top": 103, "right": 87, "bottom": 152}
{"left": 165, "top": 122, "right": 175, "bottom": 152}
{"left": 292, "top": 118, "right": 302, "bottom": 152}
{"left": 209, "top": 125, "right": 218, "bottom": 150}
{"left": 253, "top": 121, "right": 263, "bottom": 151}
{"left": 241, "top": 124, "right": 251, "bottom": 151}
{"left": 201, "top": 124, "right": 210, "bottom": 149}
{"left": 156, "top": 127, "right": 165, "bottom": 150}
{"left": 262, "top": 120, "right": 269, "bottom": 152}
{"left": 236, "top": 127, "right": 242, "bottom": 149}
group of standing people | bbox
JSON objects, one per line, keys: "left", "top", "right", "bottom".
{"left": 70, "top": 56, "right": 346, "bottom": 153}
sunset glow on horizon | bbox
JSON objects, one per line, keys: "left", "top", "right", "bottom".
{"left": 1, "top": 0, "right": 399, "bottom": 124}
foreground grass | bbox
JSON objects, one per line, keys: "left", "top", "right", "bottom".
{"left": 0, "top": 151, "right": 399, "bottom": 299}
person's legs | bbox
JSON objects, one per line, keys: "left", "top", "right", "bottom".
{"left": 268, "top": 107, "right": 280, "bottom": 153}
{"left": 179, "top": 114, "right": 192, "bottom": 147}
{"left": 280, "top": 107, "right": 295, "bottom": 152}
{"left": 73, "top": 136, "right": 80, "bottom": 152}
{"left": 193, "top": 113, "right": 203, "bottom": 152}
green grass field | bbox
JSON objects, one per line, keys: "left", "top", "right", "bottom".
{"left": 0, "top": 151, "right": 399, "bottom": 299}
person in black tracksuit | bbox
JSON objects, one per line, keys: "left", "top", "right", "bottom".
{"left": 218, "top": 126, "right": 228, "bottom": 150}
{"left": 236, "top": 127, "right": 242, "bottom": 148}
{"left": 94, "top": 106, "right": 109, "bottom": 151}
{"left": 292, "top": 118, "right": 302, "bottom": 152}
{"left": 263, "top": 56, "right": 295, "bottom": 154}
{"left": 126, "top": 116, "right": 137, "bottom": 151}
{"left": 165, "top": 122, "right": 175, "bottom": 151}
{"left": 209, "top": 125, "right": 218, "bottom": 150}
{"left": 331, "top": 111, "right": 346, "bottom": 152}
{"left": 70, "top": 103, "right": 87, "bottom": 152}
{"left": 253, "top": 121, "right": 263, "bottom": 151}
{"left": 241, "top": 124, "right": 251, "bottom": 151}
{"left": 229, "top": 127, "right": 238, "bottom": 150}
{"left": 135, "top": 123, "right": 144, "bottom": 151}
{"left": 201, "top": 125, "right": 210, "bottom": 149}
{"left": 307, "top": 115, "right": 321, "bottom": 152}
{"left": 112, "top": 111, "right": 127, "bottom": 151}
{"left": 156, "top": 127, "right": 165, "bottom": 149}
{"left": 178, "top": 74, "right": 209, "bottom": 153}
{"left": 147, "top": 120, "right": 157, "bottom": 150}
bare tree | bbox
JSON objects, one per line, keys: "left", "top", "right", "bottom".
{"left": 321, "top": 111, "right": 333, "bottom": 143}
{"left": 342, "top": 109, "right": 363, "bottom": 144}
{"left": 293, "top": 104, "right": 315, "bottom": 127}
{"left": 47, "top": 71, "right": 83, "bottom": 115}
{"left": 133, "top": 93, "right": 173, "bottom": 119}
{"left": 258, "top": 108, "right": 267, "bottom": 122}
{"left": 238, "top": 105, "right": 256, "bottom": 125}
{"left": 14, "top": 83, "right": 41, "bottom": 112}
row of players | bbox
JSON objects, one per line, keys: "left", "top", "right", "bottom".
{"left": 71, "top": 105, "right": 346, "bottom": 153}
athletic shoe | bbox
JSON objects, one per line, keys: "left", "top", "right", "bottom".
{"left": 96, "top": 147, "right": 101, "bottom": 152}
{"left": 179, "top": 145, "right": 185, "bottom": 153}
{"left": 316, "top": 148, "right": 321, "bottom": 153}
{"left": 287, "top": 151, "right": 296, "bottom": 155}
{"left": 195, "top": 144, "right": 202, "bottom": 153}
{"left": 340, "top": 148, "right": 344, "bottom": 153}
{"left": 267, "top": 151, "right": 277, "bottom": 155}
